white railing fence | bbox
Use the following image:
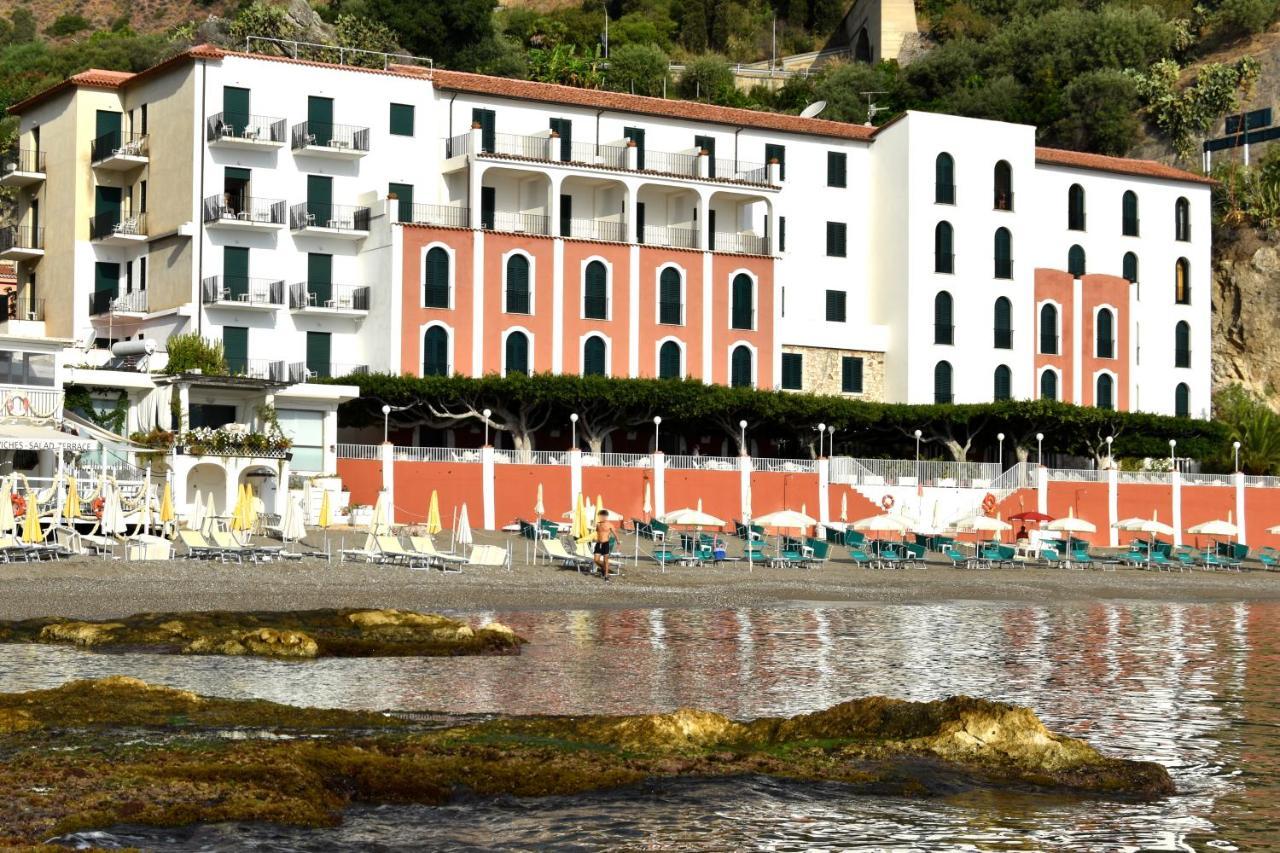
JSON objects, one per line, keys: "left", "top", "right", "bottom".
{"left": 830, "top": 457, "right": 1000, "bottom": 487}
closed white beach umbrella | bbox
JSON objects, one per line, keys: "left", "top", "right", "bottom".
{"left": 0, "top": 476, "right": 14, "bottom": 535}
{"left": 186, "top": 489, "right": 206, "bottom": 531}
{"left": 369, "top": 491, "right": 390, "bottom": 536}
{"left": 100, "top": 482, "right": 126, "bottom": 536}
{"left": 456, "top": 503, "right": 473, "bottom": 547}
{"left": 283, "top": 494, "right": 307, "bottom": 542}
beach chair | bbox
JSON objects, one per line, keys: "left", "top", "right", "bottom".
{"left": 1147, "top": 549, "right": 1173, "bottom": 571}
{"left": 649, "top": 519, "right": 670, "bottom": 542}
{"left": 878, "top": 545, "right": 907, "bottom": 569}
{"left": 0, "top": 534, "right": 34, "bottom": 562}
{"left": 210, "top": 530, "right": 282, "bottom": 562}
{"left": 847, "top": 546, "right": 876, "bottom": 568}
{"left": 409, "top": 536, "right": 468, "bottom": 572}
{"left": 465, "top": 544, "right": 511, "bottom": 570}
{"left": 374, "top": 535, "right": 433, "bottom": 568}
{"left": 902, "top": 541, "right": 927, "bottom": 568}
{"left": 53, "top": 527, "right": 89, "bottom": 557}
{"left": 178, "top": 529, "right": 240, "bottom": 562}
{"left": 1068, "top": 547, "right": 1093, "bottom": 569}
{"left": 741, "top": 541, "right": 767, "bottom": 565}
{"left": 1041, "top": 547, "right": 1062, "bottom": 569}
{"left": 768, "top": 540, "right": 805, "bottom": 568}
{"left": 340, "top": 533, "right": 381, "bottom": 563}
{"left": 943, "top": 546, "right": 973, "bottom": 569}
{"left": 632, "top": 518, "right": 655, "bottom": 540}
{"left": 542, "top": 537, "right": 594, "bottom": 571}
{"left": 1116, "top": 548, "right": 1148, "bottom": 568}
{"left": 125, "top": 534, "right": 173, "bottom": 561}
{"left": 802, "top": 538, "right": 830, "bottom": 568}
{"left": 1171, "top": 548, "right": 1196, "bottom": 571}
{"left": 518, "top": 519, "right": 548, "bottom": 541}
{"left": 1259, "top": 546, "right": 1279, "bottom": 570}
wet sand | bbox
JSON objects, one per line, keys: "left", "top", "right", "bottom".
{"left": 2, "top": 530, "right": 1277, "bottom": 620}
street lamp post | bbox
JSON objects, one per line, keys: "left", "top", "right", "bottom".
{"left": 1036, "top": 432, "right": 1044, "bottom": 466}
{"left": 482, "top": 408, "right": 492, "bottom": 447}
{"left": 914, "top": 429, "right": 922, "bottom": 485}
{"left": 739, "top": 419, "right": 748, "bottom": 454}
{"left": 653, "top": 416, "right": 662, "bottom": 452}
{"left": 381, "top": 404, "right": 391, "bottom": 444}
{"left": 1234, "top": 440, "right": 1242, "bottom": 473}
{"left": 828, "top": 425, "right": 836, "bottom": 457}
{"left": 570, "top": 413, "right": 578, "bottom": 450}
{"left": 817, "top": 423, "right": 826, "bottom": 458}
{"left": 997, "top": 432, "right": 1005, "bottom": 465}
{"left": 1105, "top": 435, "right": 1113, "bottom": 469}
{"left": 1169, "top": 438, "right": 1177, "bottom": 472}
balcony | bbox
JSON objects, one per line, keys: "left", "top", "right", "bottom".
{"left": 291, "top": 121, "right": 369, "bottom": 159}
{"left": 562, "top": 217, "right": 626, "bottom": 243}
{"left": 288, "top": 361, "right": 370, "bottom": 382}
{"left": 201, "top": 276, "right": 286, "bottom": 311}
{"left": 90, "top": 132, "right": 147, "bottom": 171}
{"left": 0, "top": 149, "right": 45, "bottom": 187}
{"left": 0, "top": 294, "right": 43, "bottom": 322}
{"left": 88, "top": 289, "right": 147, "bottom": 317}
{"left": 640, "top": 224, "right": 699, "bottom": 250}
{"left": 708, "top": 231, "right": 768, "bottom": 255}
{"left": 482, "top": 210, "right": 550, "bottom": 236}
{"left": 90, "top": 212, "right": 147, "bottom": 245}
{"left": 226, "top": 357, "right": 289, "bottom": 381}
{"left": 289, "top": 283, "right": 370, "bottom": 317}
{"left": 203, "top": 195, "right": 287, "bottom": 231}
{"left": 0, "top": 384, "right": 63, "bottom": 421}
{"left": 206, "top": 112, "right": 287, "bottom": 150}
{"left": 402, "top": 203, "right": 470, "bottom": 228}
{"left": 289, "top": 203, "right": 370, "bottom": 240}
{"left": 0, "top": 226, "right": 44, "bottom": 260}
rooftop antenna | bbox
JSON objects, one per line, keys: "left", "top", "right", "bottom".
{"left": 861, "top": 91, "right": 887, "bottom": 127}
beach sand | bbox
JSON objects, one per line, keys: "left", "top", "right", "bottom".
{"left": 1, "top": 530, "right": 1277, "bottom": 620}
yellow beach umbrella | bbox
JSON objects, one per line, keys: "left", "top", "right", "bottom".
{"left": 21, "top": 491, "right": 41, "bottom": 543}
{"left": 534, "top": 484, "right": 545, "bottom": 519}
{"left": 160, "top": 481, "right": 175, "bottom": 525}
{"left": 572, "top": 492, "right": 588, "bottom": 541}
{"left": 840, "top": 492, "right": 848, "bottom": 523}
{"left": 244, "top": 486, "right": 259, "bottom": 533}
{"left": 426, "top": 490, "right": 442, "bottom": 535}
{"left": 66, "top": 476, "right": 82, "bottom": 520}
{"left": 232, "top": 484, "right": 250, "bottom": 532}
{"left": 318, "top": 489, "right": 332, "bottom": 529}
{"left": 643, "top": 481, "right": 652, "bottom": 518}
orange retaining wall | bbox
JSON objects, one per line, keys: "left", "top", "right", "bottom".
{"left": 665, "top": 469, "right": 741, "bottom": 529}
{"left": 581, "top": 466, "right": 651, "bottom": 525}
{"left": 1046, "top": 481, "right": 1110, "bottom": 545}
{"left": 492, "top": 463, "right": 573, "bottom": 528}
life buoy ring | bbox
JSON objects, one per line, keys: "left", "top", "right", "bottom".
{"left": 5, "top": 395, "right": 28, "bottom": 417}
{"left": 981, "top": 493, "right": 997, "bottom": 515}
{"left": 10, "top": 493, "right": 24, "bottom": 517}
{"left": 881, "top": 494, "right": 895, "bottom": 511}
{"left": 91, "top": 497, "right": 105, "bottom": 519}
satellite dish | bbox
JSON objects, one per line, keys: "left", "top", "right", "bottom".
{"left": 800, "top": 100, "right": 827, "bottom": 119}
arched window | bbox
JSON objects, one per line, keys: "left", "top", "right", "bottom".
{"left": 1175, "top": 383, "right": 1190, "bottom": 417}
{"left": 1039, "top": 304, "right": 1059, "bottom": 355}
{"left": 993, "top": 365, "right": 1012, "bottom": 401}
{"left": 1123, "top": 252, "right": 1138, "bottom": 284}
{"left": 505, "top": 254, "right": 531, "bottom": 314}
{"left": 854, "top": 27, "right": 871, "bottom": 62}
{"left": 1175, "top": 257, "right": 1190, "bottom": 304}
{"left": 934, "top": 360, "right": 954, "bottom": 404}
{"left": 658, "top": 267, "right": 682, "bottom": 325}
{"left": 993, "top": 296, "right": 1012, "bottom": 349}
{"left": 934, "top": 221, "right": 954, "bottom": 273}
{"left": 583, "top": 260, "right": 607, "bottom": 319}
{"left": 1068, "top": 183, "right": 1086, "bottom": 230}
{"left": 1096, "top": 373, "right": 1114, "bottom": 410}
{"left": 1068, "top": 244, "right": 1086, "bottom": 277}
{"left": 935, "top": 153, "right": 955, "bottom": 204}
{"left": 994, "top": 227, "right": 1012, "bottom": 279}
{"left": 1040, "top": 369, "right": 1058, "bottom": 401}
{"left": 934, "top": 291, "right": 954, "bottom": 345}
{"left": 730, "top": 345, "right": 753, "bottom": 387}
{"left": 1175, "top": 320, "right": 1191, "bottom": 368}
{"left": 658, "top": 341, "right": 682, "bottom": 379}
{"left": 1096, "top": 308, "right": 1115, "bottom": 359}
{"left": 504, "top": 331, "right": 529, "bottom": 376}
{"left": 423, "top": 326, "right": 449, "bottom": 376}
{"left": 582, "top": 335, "right": 607, "bottom": 376}
{"left": 1122, "top": 190, "right": 1139, "bottom": 236}
{"left": 1175, "top": 197, "right": 1190, "bottom": 241}
{"left": 994, "top": 160, "right": 1013, "bottom": 210}
{"left": 423, "top": 247, "right": 450, "bottom": 308}
{"left": 731, "top": 273, "right": 754, "bottom": 330}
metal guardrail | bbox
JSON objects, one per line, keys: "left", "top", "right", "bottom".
{"left": 754, "top": 457, "right": 817, "bottom": 473}
{"left": 226, "top": 357, "right": 288, "bottom": 381}
{"left": 88, "top": 289, "right": 147, "bottom": 316}
{"left": 0, "top": 226, "right": 43, "bottom": 252}
{"left": 337, "top": 443, "right": 380, "bottom": 460}
{"left": 203, "top": 194, "right": 286, "bottom": 225}
{"left": 288, "top": 283, "right": 370, "bottom": 311}
{"left": 290, "top": 202, "right": 371, "bottom": 232}
{"left": 202, "top": 276, "right": 286, "bottom": 306}
{"left": 642, "top": 225, "right": 699, "bottom": 250}
{"left": 564, "top": 217, "right": 626, "bottom": 243}
{"left": 0, "top": 294, "right": 43, "bottom": 321}
{"left": 290, "top": 362, "right": 369, "bottom": 382}
{"left": 90, "top": 131, "right": 147, "bottom": 163}
{"left": 89, "top": 212, "right": 146, "bottom": 241}
{"left": 1115, "top": 471, "right": 1173, "bottom": 485}
{"left": 291, "top": 121, "right": 370, "bottom": 152}
{"left": 1046, "top": 468, "right": 1108, "bottom": 483}
{"left": 710, "top": 231, "right": 768, "bottom": 255}
{"left": 206, "top": 112, "right": 286, "bottom": 144}
{"left": 600, "top": 452, "right": 652, "bottom": 468}
{"left": 405, "top": 203, "right": 469, "bottom": 228}
{"left": 0, "top": 384, "right": 62, "bottom": 420}
{"left": 830, "top": 457, "right": 999, "bottom": 486}
{"left": 244, "top": 36, "right": 433, "bottom": 71}
{"left": 570, "top": 141, "right": 628, "bottom": 169}
{"left": 4, "top": 147, "right": 45, "bottom": 173}
{"left": 1179, "top": 472, "right": 1236, "bottom": 486}
{"left": 484, "top": 211, "right": 550, "bottom": 236}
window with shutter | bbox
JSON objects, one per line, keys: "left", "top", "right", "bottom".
{"left": 934, "top": 361, "right": 953, "bottom": 404}
{"left": 841, "top": 356, "right": 863, "bottom": 393}
{"left": 1175, "top": 321, "right": 1191, "bottom": 367}
{"left": 825, "top": 290, "right": 847, "bottom": 322}
{"left": 1039, "top": 304, "right": 1059, "bottom": 354}
{"left": 1096, "top": 309, "right": 1114, "bottom": 358}
{"left": 935, "top": 222, "right": 953, "bottom": 273}
{"left": 1175, "top": 197, "right": 1190, "bottom": 241}
{"left": 730, "top": 345, "right": 753, "bottom": 387}
{"left": 781, "top": 353, "right": 803, "bottom": 390}
{"left": 584, "top": 261, "right": 608, "bottom": 319}
{"left": 825, "top": 222, "right": 846, "bottom": 257}
{"left": 827, "top": 151, "right": 846, "bottom": 188}
{"left": 423, "top": 326, "right": 449, "bottom": 376}
{"left": 1122, "top": 190, "right": 1139, "bottom": 236}
{"left": 223, "top": 326, "right": 248, "bottom": 375}
{"left": 994, "top": 228, "right": 1012, "bottom": 279}
{"left": 583, "top": 336, "right": 607, "bottom": 376}
{"left": 779, "top": 216, "right": 786, "bottom": 252}
{"left": 993, "top": 365, "right": 1012, "bottom": 401}
{"left": 659, "top": 341, "right": 682, "bottom": 379}
{"left": 1068, "top": 245, "right": 1086, "bottom": 277}
{"left": 1175, "top": 383, "right": 1190, "bottom": 417}
{"left": 424, "top": 247, "right": 450, "bottom": 308}
{"left": 694, "top": 135, "right": 716, "bottom": 177}
{"left": 389, "top": 103, "right": 414, "bottom": 136}
{"left": 1040, "top": 369, "right": 1057, "bottom": 401}
{"left": 731, "top": 274, "right": 753, "bottom": 329}
{"left": 935, "top": 153, "right": 955, "bottom": 204}
{"left": 505, "top": 331, "right": 529, "bottom": 376}
{"left": 624, "top": 126, "right": 646, "bottom": 169}
{"left": 1175, "top": 258, "right": 1190, "bottom": 304}
{"left": 1096, "top": 374, "right": 1114, "bottom": 410}
{"left": 472, "top": 108, "right": 495, "bottom": 152}
{"left": 934, "top": 291, "right": 954, "bottom": 345}
{"left": 994, "top": 161, "right": 1013, "bottom": 210}
{"left": 388, "top": 182, "right": 413, "bottom": 224}
{"left": 659, "top": 267, "right": 682, "bottom": 325}
{"left": 1123, "top": 252, "right": 1138, "bottom": 284}
{"left": 764, "top": 143, "right": 785, "bottom": 180}
{"left": 305, "top": 331, "right": 330, "bottom": 379}
{"left": 550, "top": 117, "right": 572, "bottom": 160}
{"left": 1068, "top": 184, "right": 1086, "bottom": 230}
{"left": 993, "top": 297, "right": 1012, "bottom": 348}
{"left": 506, "top": 254, "right": 531, "bottom": 314}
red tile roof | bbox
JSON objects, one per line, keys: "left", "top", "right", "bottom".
{"left": 1035, "top": 147, "right": 1214, "bottom": 186}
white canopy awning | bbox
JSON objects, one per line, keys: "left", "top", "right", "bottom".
{"left": 0, "top": 424, "right": 97, "bottom": 452}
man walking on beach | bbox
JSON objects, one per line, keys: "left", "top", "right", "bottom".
{"left": 594, "top": 510, "right": 614, "bottom": 581}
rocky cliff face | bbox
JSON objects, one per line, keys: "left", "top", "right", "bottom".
{"left": 1213, "top": 225, "right": 1280, "bottom": 406}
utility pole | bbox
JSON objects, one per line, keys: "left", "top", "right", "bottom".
{"left": 771, "top": 15, "right": 776, "bottom": 74}
{"left": 603, "top": 0, "right": 609, "bottom": 58}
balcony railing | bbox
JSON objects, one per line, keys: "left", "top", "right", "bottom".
{"left": 88, "top": 289, "right": 147, "bottom": 316}
{"left": 203, "top": 194, "right": 287, "bottom": 225}
{"left": 0, "top": 385, "right": 62, "bottom": 420}
{"left": 226, "top": 357, "right": 288, "bottom": 381}
{"left": 641, "top": 225, "right": 699, "bottom": 250}
{"left": 709, "top": 231, "right": 768, "bottom": 255}
{"left": 583, "top": 295, "right": 608, "bottom": 320}
{"left": 4, "top": 148, "right": 45, "bottom": 173}
{"left": 291, "top": 121, "right": 370, "bottom": 152}
{"left": 290, "top": 361, "right": 370, "bottom": 382}
{"left": 563, "top": 217, "right": 626, "bottom": 242}
{"left": 89, "top": 211, "right": 146, "bottom": 241}
{"left": 569, "top": 141, "right": 628, "bottom": 169}
{"left": 206, "top": 112, "right": 287, "bottom": 144}
{"left": 201, "top": 276, "right": 286, "bottom": 306}
{"left": 90, "top": 131, "right": 147, "bottom": 163}
{"left": 288, "top": 283, "right": 370, "bottom": 311}
{"left": 404, "top": 203, "right": 470, "bottom": 228}
{"left": 0, "top": 226, "right": 43, "bottom": 252}
{"left": 289, "top": 203, "right": 371, "bottom": 232}
{"left": 711, "top": 159, "right": 769, "bottom": 185}
{"left": 642, "top": 148, "right": 699, "bottom": 178}
{"left": 0, "top": 294, "right": 43, "bottom": 321}
{"left": 482, "top": 210, "right": 550, "bottom": 236}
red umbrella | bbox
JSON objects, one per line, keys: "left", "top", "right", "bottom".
{"left": 1008, "top": 511, "right": 1054, "bottom": 522}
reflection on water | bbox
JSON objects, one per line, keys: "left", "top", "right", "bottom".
{"left": 15, "top": 601, "right": 1280, "bottom": 850}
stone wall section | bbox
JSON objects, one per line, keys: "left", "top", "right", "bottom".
{"left": 782, "top": 345, "right": 885, "bottom": 400}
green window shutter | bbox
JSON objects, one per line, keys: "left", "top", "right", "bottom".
{"left": 636, "top": 202, "right": 645, "bottom": 243}
{"left": 1123, "top": 252, "right": 1138, "bottom": 283}
{"left": 994, "top": 365, "right": 1011, "bottom": 401}
{"left": 1175, "top": 321, "right": 1190, "bottom": 367}
{"left": 825, "top": 290, "right": 847, "bottom": 322}
{"left": 95, "top": 186, "right": 122, "bottom": 221}
{"left": 731, "top": 274, "right": 753, "bottom": 329}
{"left": 92, "top": 262, "right": 119, "bottom": 314}
{"left": 1040, "top": 304, "right": 1058, "bottom": 354}
{"left": 506, "top": 254, "right": 530, "bottom": 313}
{"left": 424, "top": 327, "right": 449, "bottom": 375}
{"left": 659, "top": 341, "right": 681, "bottom": 379}
{"left": 95, "top": 110, "right": 122, "bottom": 151}
{"left": 1040, "top": 370, "right": 1057, "bottom": 400}
{"left": 1097, "top": 374, "right": 1113, "bottom": 410}
{"left": 730, "top": 346, "right": 753, "bottom": 387}
{"left": 935, "top": 222, "right": 953, "bottom": 273}
{"left": 389, "top": 103, "right": 414, "bottom": 136}
{"left": 308, "top": 96, "right": 334, "bottom": 144}
{"left": 994, "top": 161, "right": 1012, "bottom": 209}
{"left": 223, "top": 86, "right": 250, "bottom": 135}
{"left": 307, "top": 174, "right": 332, "bottom": 224}
{"left": 1068, "top": 184, "right": 1085, "bottom": 230}
{"left": 583, "top": 336, "right": 606, "bottom": 376}
{"left": 827, "top": 151, "right": 846, "bottom": 188}
{"left": 1122, "top": 190, "right": 1138, "bottom": 236}
{"left": 1176, "top": 198, "right": 1190, "bottom": 241}
{"left": 841, "top": 356, "right": 863, "bottom": 393}
{"left": 994, "top": 228, "right": 1012, "bottom": 279}
{"left": 695, "top": 135, "right": 716, "bottom": 177}
{"left": 779, "top": 216, "right": 786, "bottom": 252}
{"left": 934, "top": 361, "right": 953, "bottom": 404}
{"left": 781, "top": 353, "right": 803, "bottom": 390}
{"left": 765, "top": 143, "right": 785, "bottom": 180}
{"left": 305, "top": 331, "right": 330, "bottom": 378}
{"left": 1096, "top": 309, "right": 1114, "bottom": 358}
{"left": 307, "top": 253, "right": 332, "bottom": 306}
{"left": 624, "top": 126, "right": 645, "bottom": 169}
{"left": 1068, "top": 245, "right": 1085, "bottom": 276}
{"left": 934, "top": 292, "right": 953, "bottom": 345}
{"left": 223, "top": 246, "right": 249, "bottom": 299}
{"left": 223, "top": 326, "right": 248, "bottom": 374}
{"left": 560, "top": 193, "right": 572, "bottom": 237}
{"left": 659, "top": 268, "right": 682, "bottom": 325}
{"left": 424, "top": 247, "right": 450, "bottom": 308}
{"left": 472, "top": 108, "right": 495, "bottom": 152}
{"left": 1175, "top": 383, "right": 1189, "bottom": 417}
{"left": 826, "top": 222, "right": 846, "bottom": 257}
{"left": 389, "top": 182, "right": 413, "bottom": 224}
{"left": 505, "top": 332, "right": 528, "bottom": 375}
{"left": 550, "top": 118, "right": 572, "bottom": 160}
{"left": 994, "top": 297, "right": 1011, "bottom": 348}
{"left": 584, "top": 261, "right": 608, "bottom": 319}
{"left": 480, "top": 186, "right": 496, "bottom": 230}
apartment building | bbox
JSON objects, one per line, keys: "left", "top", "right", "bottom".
{"left": 1, "top": 43, "right": 1213, "bottom": 419}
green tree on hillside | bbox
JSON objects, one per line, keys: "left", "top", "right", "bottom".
{"left": 604, "top": 43, "right": 670, "bottom": 96}
{"left": 362, "top": 0, "right": 495, "bottom": 66}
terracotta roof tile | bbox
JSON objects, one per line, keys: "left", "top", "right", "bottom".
{"left": 69, "top": 69, "right": 134, "bottom": 86}
{"left": 1035, "top": 147, "right": 1215, "bottom": 186}
{"left": 429, "top": 69, "right": 877, "bottom": 143}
